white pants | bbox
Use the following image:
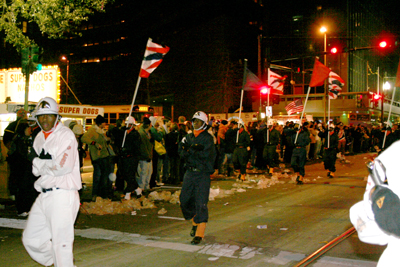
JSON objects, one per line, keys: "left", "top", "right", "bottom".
{"left": 22, "top": 189, "right": 80, "bottom": 267}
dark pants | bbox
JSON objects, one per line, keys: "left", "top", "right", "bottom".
{"left": 92, "top": 157, "right": 110, "bottom": 198}
{"left": 168, "top": 156, "right": 179, "bottom": 184}
{"left": 291, "top": 147, "right": 307, "bottom": 176}
{"left": 120, "top": 156, "right": 139, "bottom": 193}
{"left": 233, "top": 147, "right": 248, "bottom": 175}
{"left": 284, "top": 145, "right": 294, "bottom": 163}
{"left": 324, "top": 148, "right": 337, "bottom": 172}
{"left": 180, "top": 171, "right": 211, "bottom": 224}
{"left": 150, "top": 150, "right": 159, "bottom": 188}
{"left": 263, "top": 145, "right": 277, "bottom": 168}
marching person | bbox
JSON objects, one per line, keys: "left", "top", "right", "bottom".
{"left": 22, "top": 97, "right": 82, "bottom": 267}
{"left": 291, "top": 123, "right": 311, "bottom": 184}
{"left": 179, "top": 111, "right": 216, "bottom": 245}
{"left": 319, "top": 123, "right": 338, "bottom": 178}
{"left": 263, "top": 120, "right": 280, "bottom": 175}
{"left": 233, "top": 122, "right": 251, "bottom": 181}
{"left": 120, "top": 116, "right": 142, "bottom": 199}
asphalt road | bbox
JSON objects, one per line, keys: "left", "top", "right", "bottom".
{"left": 0, "top": 152, "right": 386, "bottom": 266}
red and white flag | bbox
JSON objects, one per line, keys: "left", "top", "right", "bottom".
{"left": 139, "top": 38, "right": 170, "bottom": 78}
{"left": 268, "top": 69, "right": 286, "bottom": 95}
{"left": 328, "top": 71, "right": 345, "bottom": 99}
{"left": 285, "top": 98, "right": 304, "bottom": 115}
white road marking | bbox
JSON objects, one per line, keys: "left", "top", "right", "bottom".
{"left": 0, "top": 218, "right": 378, "bottom": 265}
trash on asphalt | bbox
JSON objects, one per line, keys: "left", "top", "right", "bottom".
{"left": 158, "top": 208, "right": 167, "bottom": 215}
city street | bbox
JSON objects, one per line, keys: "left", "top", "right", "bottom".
{"left": 0, "top": 152, "right": 386, "bottom": 266}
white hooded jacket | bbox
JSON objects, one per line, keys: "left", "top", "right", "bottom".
{"left": 32, "top": 122, "right": 82, "bottom": 192}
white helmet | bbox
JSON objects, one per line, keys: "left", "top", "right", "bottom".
{"left": 125, "top": 116, "right": 138, "bottom": 126}
{"left": 192, "top": 111, "right": 208, "bottom": 130}
{"left": 35, "top": 97, "right": 60, "bottom": 132}
{"left": 35, "top": 97, "right": 59, "bottom": 117}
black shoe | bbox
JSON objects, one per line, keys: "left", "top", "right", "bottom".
{"left": 297, "top": 180, "right": 303, "bottom": 185}
{"left": 191, "top": 236, "right": 202, "bottom": 245}
{"left": 190, "top": 226, "right": 197, "bottom": 237}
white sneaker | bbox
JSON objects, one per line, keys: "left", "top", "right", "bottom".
{"left": 135, "top": 188, "right": 142, "bottom": 197}
{"left": 124, "top": 192, "right": 131, "bottom": 200}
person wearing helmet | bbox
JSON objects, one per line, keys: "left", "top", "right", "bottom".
{"left": 179, "top": 111, "right": 216, "bottom": 245}
{"left": 120, "top": 116, "right": 142, "bottom": 199}
{"left": 263, "top": 119, "right": 281, "bottom": 175}
{"left": 22, "top": 97, "right": 82, "bottom": 267}
{"left": 291, "top": 122, "right": 311, "bottom": 184}
{"left": 318, "top": 123, "right": 338, "bottom": 178}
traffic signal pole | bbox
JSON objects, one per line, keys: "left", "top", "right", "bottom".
{"left": 24, "top": 66, "right": 30, "bottom": 111}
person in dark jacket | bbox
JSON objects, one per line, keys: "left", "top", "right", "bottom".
{"left": 224, "top": 121, "right": 238, "bottom": 177}
{"left": 233, "top": 122, "right": 251, "bottom": 181}
{"left": 263, "top": 120, "right": 281, "bottom": 175}
{"left": 291, "top": 123, "right": 311, "bottom": 184}
{"left": 179, "top": 111, "right": 216, "bottom": 245}
{"left": 165, "top": 122, "right": 180, "bottom": 184}
{"left": 13, "top": 122, "right": 39, "bottom": 216}
{"left": 319, "top": 123, "right": 339, "bottom": 178}
{"left": 120, "top": 116, "right": 142, "bottom": 199}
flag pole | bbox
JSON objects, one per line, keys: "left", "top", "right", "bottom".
{"left": 294, "top": 86, "right": 311, "bottom": 143}
{"left": 237, "top": 59, "right": 248, "bottom": 142}
{"left": 267, "top": 87, "right": 270, "bottom": 143}
{"left": 327, "top": 96, "right": 331, "bottom": 148}
{"left": 122, "top": 75, "right": 142, "bottom": 147}
{"left": 382, "top": 87, "right": 396, "bottom": 149}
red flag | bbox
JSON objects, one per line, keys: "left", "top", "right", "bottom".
{"left": 309, "top": 59, "right": 330, "bottom": 87}
{"left": 396, "top": 60, "right": 400, "bottom": 87}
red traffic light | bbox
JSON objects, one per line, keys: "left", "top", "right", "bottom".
{"left": 330, "top": 47, "right": 338, "bottom": 54}
{"left": 373, "top": 93, "right": 382, "bottom": 100}
{"left": 379, "top": 41, "right": 387, "bottom": 48}
{"left": 260, "top": 86, "right": 269, "bottom": 94}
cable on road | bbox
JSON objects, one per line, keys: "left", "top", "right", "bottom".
{"left": 293, "top": 227, "right": 356, "bottom": 267}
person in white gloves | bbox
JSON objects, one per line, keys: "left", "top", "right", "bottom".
{"left": 350, "top": 140, "right": 400, "bottom": 266}
{"left": 22, "top": 97, "right": 82, "bottom": 267}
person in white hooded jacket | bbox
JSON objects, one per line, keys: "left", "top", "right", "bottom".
{"left": 350, "top": 140, "right": 400, "bottom": 267}
{"left": 22, "top": 97, "right": 82, "bottom": 267}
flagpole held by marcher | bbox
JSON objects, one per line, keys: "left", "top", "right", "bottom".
{"left": 294, "top": 86, "right": 311, "bottom": 143}
{"left": 328, "top": 96, "right": 331, "bottom": 148}
{"left": 382, "top": 86, "right": 396, "bottom": 149}
{"left": 237, "top": 59, "right": 248, "bottom": 143}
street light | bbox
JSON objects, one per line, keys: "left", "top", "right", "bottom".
{"left": 61, "top": 56, "right": 70, "bottom": 102}
{"left": 320, "top": 26, "right": 327, "bottom": 122}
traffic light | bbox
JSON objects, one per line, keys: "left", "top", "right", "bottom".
{"left": 272, "top": 94, "right": 280, "bottom": 105}
{"left": 379, "top": 41, "right": 387, "bottom": 48}
{"left": 356, "top": 94, "right": 362, "bottom": 108}
{"left": 30, "top": 46, "right": 43, "bottom": 72}
{"left": 260, "top": 86, "right": 269, "bottom": 95}
{"left": 21, "top": 47, "right": 30, "bottom": 76}
{"left": 330, "top": 47, "right": 338, "bottom": 54}
{"left": 372, "top": 93, "right": 382, "bottom": 107}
